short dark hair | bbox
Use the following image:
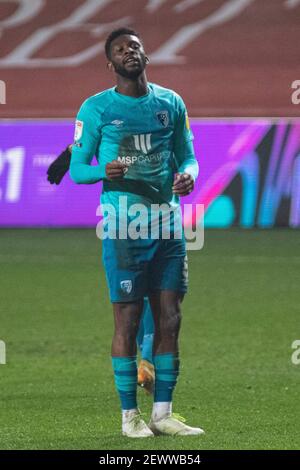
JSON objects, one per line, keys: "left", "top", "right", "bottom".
{"left": 105, "top": 28, "right": 141, "bottom": 59}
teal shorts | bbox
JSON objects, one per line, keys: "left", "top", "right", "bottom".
{"left": 102, "top": 237, "right": 188, "bottom": 303}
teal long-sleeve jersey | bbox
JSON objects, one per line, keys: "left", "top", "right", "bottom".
{"left": 70, "top": 82, "right": 198, "bottom": 210}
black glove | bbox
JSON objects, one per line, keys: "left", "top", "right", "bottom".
{"left": 47, "top": 146, "right": 71, "bottom": 185}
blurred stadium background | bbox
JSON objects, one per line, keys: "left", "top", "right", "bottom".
{"left": 0, "top": 0, "right": 299, "bottom": 450}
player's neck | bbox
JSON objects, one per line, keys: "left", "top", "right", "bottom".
{"left": 115, "top": 74, "right": 148, "bottom": 98}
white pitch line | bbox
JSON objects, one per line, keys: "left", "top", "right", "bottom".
{"left": 175, "top": 0, "right": 206, "bottom": 13}
{"left": 146, "top": 0, "right": 168, "bottom": 13}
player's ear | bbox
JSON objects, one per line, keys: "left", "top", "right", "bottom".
{"left": 145, "top": 56, "right": 150, "bottom": 64}
{"left": 107, "top": 61, "right": 114, "bottom": 72}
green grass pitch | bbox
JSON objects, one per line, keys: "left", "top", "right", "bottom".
{"left": 0, "top": 228, "right": 299, "bottom": 450}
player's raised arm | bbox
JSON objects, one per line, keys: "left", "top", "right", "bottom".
{"left": 69, "top": 100, "right": 105, "bottom": 185}
{"left": 172, "top": 95, "right": 199, "bottom": 196}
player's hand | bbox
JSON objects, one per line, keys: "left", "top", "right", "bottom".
{"left": 105, "top": 160, "right": 128, "bottom": 180}
{"left": 47, "top": 145, "right": 72, "bottom": 185}
{"left": 172, "top": 173, "right": 194, "bottom": 196}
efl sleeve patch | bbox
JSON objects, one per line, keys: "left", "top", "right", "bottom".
{"left": 74, "top": 120, "right": 83, "bottom": 141}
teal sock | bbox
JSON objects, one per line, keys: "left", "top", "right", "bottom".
{"left": 112, "top": 356, "right": 138, "bottom": 410}
{"left": 141, "top": 334, "right": 154, "bottom": 364}
{"left": 153, "top": 353, "right": 179, "bottom": 403}
{"left": 137, "top": 298, "right": 154, "bottom": 364}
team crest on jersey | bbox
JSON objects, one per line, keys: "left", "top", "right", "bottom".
{"left": 156, "top": 110, "right": 169, "bottom": 128}
{"left": 120, "top": 280, "right": 132, "bottom": 294}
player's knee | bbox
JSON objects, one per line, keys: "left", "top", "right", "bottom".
{"left": 114, "top": 304, "right": 140, "bottom": 339}
{"left": 161, "top": 306, "right": 182, "bottom": 335}
{"left": 114, "top": 319, "right": 139, "bottom": 338}
{"left": 114, "top": 329, "right": 137, "bottom": 347}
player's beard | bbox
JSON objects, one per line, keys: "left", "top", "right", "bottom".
{"left": 113, "top": 56, "right": 147, "bottom": 79}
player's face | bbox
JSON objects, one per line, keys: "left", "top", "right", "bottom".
{"left": 108, "top": 35, "right": 148, "bottom": 79}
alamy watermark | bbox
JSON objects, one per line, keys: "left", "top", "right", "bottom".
{"left": 0, "top": 80, "right": 6, "bottom": 104}
{"left": 95, "top": 197, "right": 204, "bottom": 250}
{"left": 291, "top": 80, "right": 300, "bottom": 105}
{"left": 291, "top": 340, "right": 300, "bottom": 365}
{"left": 0, "top": 340, "right": 6, "bottom": 365}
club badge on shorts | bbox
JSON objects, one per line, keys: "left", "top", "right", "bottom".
{"left": 120, "top": 280, "right": 132, "bottom": 294}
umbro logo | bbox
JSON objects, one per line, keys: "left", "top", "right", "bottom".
{"left": 111, "top": 120, "right": 124, "bottom": 127}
